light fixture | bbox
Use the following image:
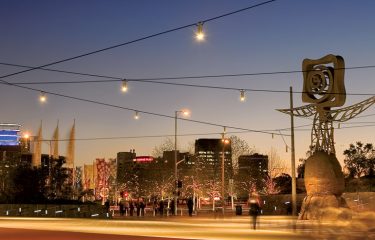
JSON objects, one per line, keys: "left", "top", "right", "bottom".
{"left": 121, "top": 79, "right": 128, "bottom": 92}
{"left": 240, "top": 90, "right": 246, "bottom": 102}
{"left": 195, "top": 22, "right": 205, "bottom": 41}
{"left": 23, "top": 133, "right": 30, "bottom": 139}
{"left": 39, "top": 91, "right": 46, "bottom": 102}
{"left": 182, "top": 109, "right": 190, "bottom": 117}
{"left": 134, "top": 111, "right": 139, "bottom": 120}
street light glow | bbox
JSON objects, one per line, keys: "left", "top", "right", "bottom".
{"left": 134, "top": 111, "right": 139, "bottom": 120}
{"left": 240, "top": 90, "right": 246, "bottom": 102}
{"left": 182, "top": 109, "right": 190, "bottom": 117}
{"left": 39, "top": 92, "right": 47, "bottom": 103}
{"left": 121, "top": 80, "right": 128, "bottom": 92}
{"left": 195, "top": 22, "right": 205, "bottom": 41}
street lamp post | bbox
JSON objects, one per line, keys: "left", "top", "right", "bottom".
{"left": 289, "top": 86, "right": 297, "bottom": 216}
{"left": 174, "top": 109, "right": 189, "bottom": 216}
{"left": 221, "top": 130, "right": 229, "bottom": 215}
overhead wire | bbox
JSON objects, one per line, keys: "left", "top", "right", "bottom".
{"left": 2, "top": 62, "right": 375, "bottom": 84}
{"left": 0, "top": 79, "right": 286, "bottom": 136}
{"left": 2, "top": 62, "right": 375, "bottom": 96}
{"left": 28, "top": 120, "right": 375, "bottom": 143}
{"left": 0, "top": 0, "right": 278, "bottom": 80}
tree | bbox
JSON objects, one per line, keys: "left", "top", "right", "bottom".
{"left": 343, "top": 142, "right": 375, "bottom": 178}
{"left": 229, "top": 135, "right": 254, "bottom": 170}
{"left": 262, "top": 175, "right": 280, "bottom": 195}
{"left": 296, "top": 146, "right": 313, "bottom": 178}
{"left": 297, "top": 158, "right": 306, "bottom": 178}
{"left": 152, "top": 137, "right": 175, "bottom": 157}
{"left": 274, "top": 173, "right": 292, "bottom": 194}
{"left": 11, "top": 165, "right": 47, "bottom": 203}
{"left": 268, "top": 147, "right": 288, "bottom": 178}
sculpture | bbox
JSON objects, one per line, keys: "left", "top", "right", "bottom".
{"left": 278, "top": 54, "right": 375, "bottom": 220}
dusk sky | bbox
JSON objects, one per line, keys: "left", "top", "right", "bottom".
{"left": 1, "top": 0, "right": 375, "bottom": 169}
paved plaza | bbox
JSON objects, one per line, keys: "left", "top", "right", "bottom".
{"left": 0, "top": 214, "right": 374, "bottom": 240}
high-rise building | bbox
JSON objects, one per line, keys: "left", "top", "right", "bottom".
{"left": 0, "top": 123, "right": 31, "bottom": 166}
{"left": 194, "top": 138, "right": 233, "bottom": 179}
{"left": 116, "top": 150, "right": 136, "bottom": 186}
{"left": 238, "top": 153, "right": 268, "bottom": 187}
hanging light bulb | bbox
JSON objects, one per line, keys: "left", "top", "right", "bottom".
{"left": 39, "top": 91, "right": 46, "bottom": 103}
{"left": 195, "top": 22, "right": 205, "bottom": 41}
{"left": 134, "top": 111, "right": 139, "bottom": 120}
{"left": 121, "top": 79, "right": 128, "bottom": 92}
{"left": 240, "top": 90, "right": 246, "bottom": 102}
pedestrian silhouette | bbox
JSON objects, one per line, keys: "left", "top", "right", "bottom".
{"left": 129, "top": 200, "right": 134, "bottom": 216}
{"left": 170, "top": 199, "right": 175, "bottom": 215}
{"left": 119, "top": 199, "right": 124, "bottom": 216}
{"left": 104, "top": 199, "right": 110, "bottom": 213}
{"left": 159, "top": 200, "right": 164, "bottom": 216}
{"left": 187, "top": 197, "right": 194, "bottom": 216}
{"left": 248, "top": 193, "right": 261, "bottom": 230}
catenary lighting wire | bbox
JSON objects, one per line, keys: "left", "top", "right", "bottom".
{"left": 3, "top": 62, "right": 375, "bottom": 84}
{"left": 0, "top": 0, "right": 278, "bottom": 80}
{"left": 0, "top": 80, "right": 285, "bottom": 136}
{"left": 3, "top": 62, "right": 375, "bottom": 96}
{"left": 34, "top": 122, "right": 373, "bottom": 142}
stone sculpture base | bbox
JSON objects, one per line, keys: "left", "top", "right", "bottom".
{"left": 299, "top": 151, "right": 352, "bottom": 220}
{"left": 299, "top": 194, "right": 351, "bottom": 220}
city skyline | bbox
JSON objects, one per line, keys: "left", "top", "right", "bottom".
{"left": 1, "top": 0, "right": 375, "bottom": 168}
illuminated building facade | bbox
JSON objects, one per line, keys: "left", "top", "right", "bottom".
{"left": 194, "top": 138, "right": 233, "bottom": 179}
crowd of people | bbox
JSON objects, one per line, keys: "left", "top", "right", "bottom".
{"left": 109, "top": 197, "right": 194, "bottom": 217}
{"left": 105, "top": 193, "right": 262, "bottom": 230}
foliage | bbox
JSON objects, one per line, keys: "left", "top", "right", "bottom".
{"left": 297, "top": 158, "right": 306, "bottom": 178}
{"left": 343, "top": 142, "right": 375, "bottom": 178}
{"left": 45, "top": 157, "right": 72, "bottom": 200}
{"left": 273, "top": 173, "right": 292, "bottom": 194}
{"left": 262, "top": 175, "right": 280, "bottom": 195}
{"left": 229, "top": 135, "right": 254, "bottom": 170}
{"left": 11, "top": 166, "right": 47, "bottom": 203}
{"left": 297, "top": 147, "right": 314, "bottom": 178}
{"left": 152, "top": 138, "right": 174, "bottom": 157}
{"left": 268, "top": 147, "right": 288, "bottom": 178}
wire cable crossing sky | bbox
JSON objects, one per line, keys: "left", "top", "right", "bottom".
{"left": 1, "top": 0, "right": 375, "bottom": 166}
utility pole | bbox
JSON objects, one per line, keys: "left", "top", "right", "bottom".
{"left": 290, "top": 86, "right": 297, "bottom": 216}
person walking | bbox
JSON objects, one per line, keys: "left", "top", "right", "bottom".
{"left": 139, "top": 198, "right": 145, "bottom": 217}
{"left": 119, "top": 199, "right": 124, "bottom": 216}
{"left": 153, "top": 199, "right": 158, "bottom": 216}
{"left": 129, "top": 200, "right": 134, "bottom": 216}
{"left": 248, "top": 192, "right": 261, "bottom": 230}
{"left": 187, "top": 197, "right": 194, "bottom": 216}
{"left": 136, "top": 199, "right": 140, "bottom": 217}
{"left": 170, "top": 199, "right": 175, "bottom": 216}
{"left": 124, "top": 199, "right": 129, "bottom": 216}
{"left": 159, "top": 199, "right": 164, "bottom": 217}
{"left": 104, "top": 199, "right": 110, "bottom": 214}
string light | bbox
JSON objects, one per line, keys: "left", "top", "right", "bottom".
{"left": 39, "top": 91, "right": 46, "bottom": 102}
{"left": 121, "top": 79, "right": 128, "bottom": 92}
{"left": 134, "top": 111, "right": 139, "bottom": 120}
{"left": 182, "top": 109, "right": 190, "bottom": 117}
{"left": 240, "top": 90, "right": 246, "bottom": 102}
{"left": 195, "top": 22, "right": 205, "bottom": 41}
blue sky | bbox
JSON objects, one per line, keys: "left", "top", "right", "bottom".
{"left": 1, "top": 0, "right": 375, "bottom": 168}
